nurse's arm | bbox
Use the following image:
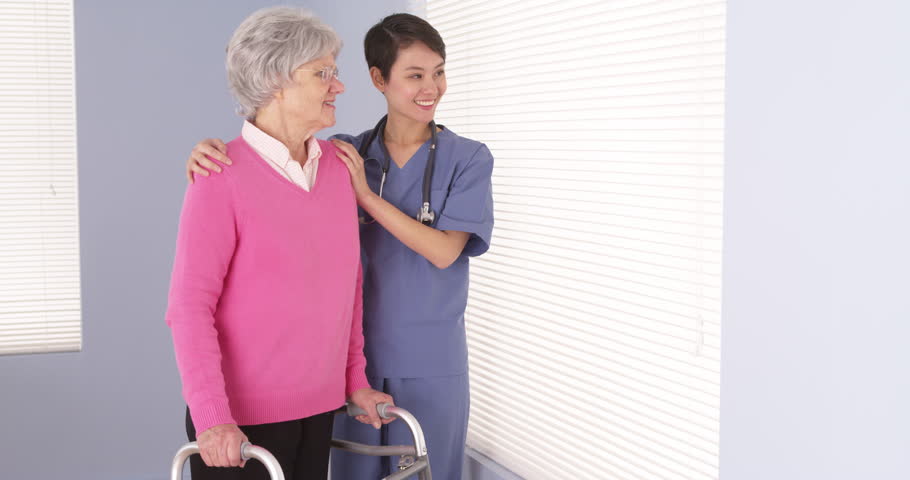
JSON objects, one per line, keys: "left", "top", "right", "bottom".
{"left": 358, "top": 192, "right": 470, "bottom": 269}
{"left": 186, "top": 138, "right": 233, "bottom": 184}
{"left": 333, "top": 138, "right": 471, "bottom": 269}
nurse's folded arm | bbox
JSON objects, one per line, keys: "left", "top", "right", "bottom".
{"left": 355, "top": 187, "right": 470, "bottom": 269}
{"left": 332, "top": 138, "right": 470, "bottom": 269}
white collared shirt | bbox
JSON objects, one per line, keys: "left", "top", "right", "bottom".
{"left": 242, "top": 120, "right": 320, "bottom": 191}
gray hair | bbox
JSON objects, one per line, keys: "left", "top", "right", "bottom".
{"left": 226, "top": 6, "right": 342, "bottom": 118}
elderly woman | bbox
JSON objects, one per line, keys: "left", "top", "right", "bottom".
{"left": 165, "top": 7, "right": 392, "bottom": 480}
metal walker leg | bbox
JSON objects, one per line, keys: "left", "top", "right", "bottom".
{"left": 332, "top": 402, "right": 433, "bottom": 480}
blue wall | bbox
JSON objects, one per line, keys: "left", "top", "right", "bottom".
{"left": 0, "top": 2, "right": 411, "bottom": 479}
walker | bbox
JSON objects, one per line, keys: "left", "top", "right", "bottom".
{"left": 170, "top": 402, "right": 432, "bottom": 480}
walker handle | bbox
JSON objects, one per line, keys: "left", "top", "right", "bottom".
{"left": 343, "top": 402, "right": 429, "bottom": 458}
{"left": 346, "top": 401, "right": 395, "bottom": 419}
{"left": 170, "top": 441, "right": 285, "bottom": 480}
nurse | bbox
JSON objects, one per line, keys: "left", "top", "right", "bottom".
{"left": 185, "top": 14, "right": 493, "bottom": 480}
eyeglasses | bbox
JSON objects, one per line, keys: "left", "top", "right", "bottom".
{"left": 296, "top": 65, "right": 339, "bottom": 84}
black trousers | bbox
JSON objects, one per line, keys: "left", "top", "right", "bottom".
{"left": 185, "top": 408, "right": 335, "bottom": 480}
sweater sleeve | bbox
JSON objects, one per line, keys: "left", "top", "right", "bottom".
{"left": 344, "top": 261, "right": 370, "bottom": 396}
{"left": 165, "top": 172, "right": 239, "bottom": 434}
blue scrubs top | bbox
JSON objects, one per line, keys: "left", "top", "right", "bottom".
{"left": 332, "top": 126, "right": 494, "bottom": 378}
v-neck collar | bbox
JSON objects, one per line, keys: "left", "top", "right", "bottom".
{"left": 363, "top": 125, "right": 451, "bottom": 197}
{"left": 238, "top": 136, "right": 324, "bottom": 197}
{"left": 389, "top": 141, "right": 429, "bottom": 171}
{"left": 379, "top": 123, "right": 446, "bottom": 171}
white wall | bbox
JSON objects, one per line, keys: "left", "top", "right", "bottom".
{"left": 0, "top": 2, "right": 411, "bottom": 479}
{"left": 720, "top": 1, "right": 910, "bottom": 478}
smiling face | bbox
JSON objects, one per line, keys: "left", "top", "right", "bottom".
{"left": 373, "top": 41, "right": 446, "bottom": 126}
{"left": 277, "top": 53, "right": 345, "bottom": 131}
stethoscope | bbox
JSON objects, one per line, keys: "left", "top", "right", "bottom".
{"left": 357, "top": 114, "right": 438, "bottom": 225}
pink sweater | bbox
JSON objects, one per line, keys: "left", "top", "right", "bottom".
{"left": 166, "top": 136, "right": 370, "bottom": 434}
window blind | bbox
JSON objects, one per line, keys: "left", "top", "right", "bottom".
{"left": 0, "top": 0, "right": 81, "bottom": 355}
{"left": 427, "top": 1, "right": 724, "bottom": 478}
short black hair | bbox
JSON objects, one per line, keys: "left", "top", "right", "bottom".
{"left": 364, "top": 13, "right": 446, "bottom": 80}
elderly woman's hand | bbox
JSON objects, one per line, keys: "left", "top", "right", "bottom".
{"left": 332, "top": 139, "right": 374, "bottom": 204}
{"left": 349, "top": 387, "right": 396, "bottom": 429}
{"left": 187, "top": 138, "right": 232, "bottom": 183}
{"left": 196, "top": 423, "right": 249, "bottom": 468}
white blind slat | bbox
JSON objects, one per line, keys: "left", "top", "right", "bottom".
{"left": 428, "top": 0, "right": 723, "bottom": 478}
{"left": 0, "top": 0, "right": 81, "bottom": 356}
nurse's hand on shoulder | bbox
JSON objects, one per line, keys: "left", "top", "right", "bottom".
{"left": 332, "top": 139, "right": 373, "bottom": 203}
{"left": 197, "top": 422, "right": 249, "bottom": 468}
{"left": 187, "top": 138, "right": 232, "bottom": 183}
{"left": 350, "top": 387, "right": 396, "bottom": 429}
